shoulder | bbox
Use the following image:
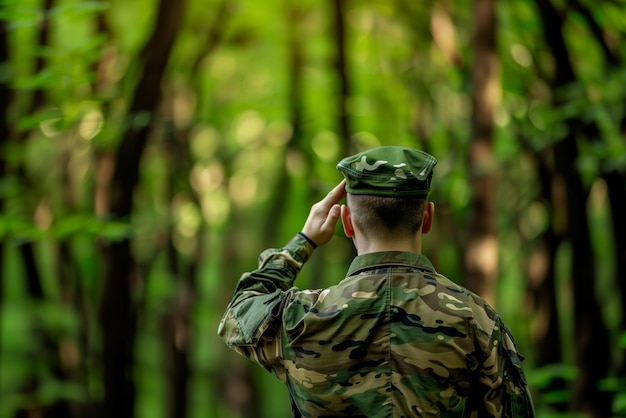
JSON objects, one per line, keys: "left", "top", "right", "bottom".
{"left": 420, "top": 272, "right": 500, "bottom": 339}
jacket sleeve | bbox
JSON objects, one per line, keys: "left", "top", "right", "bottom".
{"left": 217, "top": 234, "right": 315, "bottom": 371}
{"left": 481, "top": 318, "right": 536, "bottom": 418}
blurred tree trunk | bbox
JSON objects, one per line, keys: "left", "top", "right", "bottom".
{"left": 330, "top": 0, "right": 351, "bottom": 156}
{"left": 0, "top": 5, "right": 9, "bottom": 385}
{"left": 608, "top": 163, "right": 626, "bottom": 375}
{"left": 158, "top": 120, "right": 202, "bottom": 418}
{"left": 464, "top": 0, "right": 499, "bottom": 305}
{"left": 156, "top": 4, "right": 231, "bottom": 416}
{"left": 526, "top": 149, "right": 567, "bottom": 411}
{"left": 328, "top": 0, "right": 356, "bottom": 276}
{"left": 570, "top": 0, "right": 626, "bottom": 379}
{"left": 98, "top": 1, "right": 186, "bottom": 417}
{"left": 534, "top": 0, "right": 611, "bottom": 416}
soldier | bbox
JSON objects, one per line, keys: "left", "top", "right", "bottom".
{"left": 218, "top": 146, "right": 536, "bottom": 417}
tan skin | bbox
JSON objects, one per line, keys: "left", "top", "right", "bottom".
{"left": 301, "top": 179, "right": 434, "bottom": 255}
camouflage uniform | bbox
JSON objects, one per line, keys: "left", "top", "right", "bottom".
{"left": 218, "top": 146, "right": 535, "bottom": 417}
{"left": 217, "top": 234, "right": 535, "bottom": 417}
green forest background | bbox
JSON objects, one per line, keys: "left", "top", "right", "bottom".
{"left": 1, "top": 0, "right": 625, "bottom": 417}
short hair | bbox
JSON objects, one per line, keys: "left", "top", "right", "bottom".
{"left": 346, "top": 194, "right": 427, "bottom": 240}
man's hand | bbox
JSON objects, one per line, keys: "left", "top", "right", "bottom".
{"left": 301, "top": 179, "right": 347, "bottom": 247}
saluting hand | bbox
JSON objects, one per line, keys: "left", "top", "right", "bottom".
{"left": 301, "top": 179, "right": 347, "bottom": 247}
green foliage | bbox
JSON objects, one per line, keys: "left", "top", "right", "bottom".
{"left": 529, "top": 363, "right": 578, "bottom": 404}
{"left": 0, "top": 214, "right": 131, "bottom": 241}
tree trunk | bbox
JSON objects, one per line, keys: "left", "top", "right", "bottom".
{"left": 534, "top": 0, "right": 612, "bottom": 416}
{"left": 330, "top": 0, "right": 351, "bottom": 155}
{"left": 464, "top": 0, "right": 499, "bottom": 305}
{"left": 0, "top": 8, "right": 9, "bottom": 401}
{"left": 554, "top": 132, "right": 610, "bottom": 418}
{"left": 607, "top": 167, "right": 626, "bottom": 375}
{"left": 158, "top": 118, "right": 205, "bottom": 418}
{"left": 98, "top": 1, "right": 186, "bottom": 417}
{"left": 526, "top": 149, "right": 567, "bottom": 411}
{"left": 568, "top": 0, "right": 626, "bottom": 380}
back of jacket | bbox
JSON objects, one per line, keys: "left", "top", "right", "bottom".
{"left": 218, "top": 236, "right": 534, "bottom": 418}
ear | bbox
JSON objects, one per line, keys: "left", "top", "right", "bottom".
{"left": 341, "top": 204, "right": 355, "bottom": 238}
{"left": 421, "top": 202, "right": 435, "bottom": 234}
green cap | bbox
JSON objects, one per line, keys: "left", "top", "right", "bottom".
{"left": 336, "top": 146, "right": 437, "bottom": 197}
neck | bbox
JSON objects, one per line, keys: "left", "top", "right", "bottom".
{"left": 354, "top": 235, "right": 422, "bottom": 255}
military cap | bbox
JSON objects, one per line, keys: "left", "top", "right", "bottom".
{"left": 336, "top": 146, "right": 437, "bottom": 196}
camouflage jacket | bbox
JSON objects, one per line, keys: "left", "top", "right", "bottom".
{"left": 218, "top": 234, "right": 536, "bottom": 418}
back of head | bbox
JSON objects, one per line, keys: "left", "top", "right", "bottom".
{"left": 347, "top": 194, "right": 426, "bottom": 240}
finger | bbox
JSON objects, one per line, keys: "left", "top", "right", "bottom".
{"left": 324, "top": 204, "right": 341, "bottom": 227}
{"left": 318, "top": 204, "right": 341, "bottom": 239}
{"left": 323, "top": 179, "right": 347, "bottom": 205}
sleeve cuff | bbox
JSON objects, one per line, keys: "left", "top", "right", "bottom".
{"left": 297, "top": 232, "right": 318, "bottom": 249}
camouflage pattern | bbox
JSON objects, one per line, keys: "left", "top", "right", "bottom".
{"left": 218, "top": 234, "right": 536, "bottom": 417}
{"left": 337, "top": 146, "right": 438, "bottom": 197}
